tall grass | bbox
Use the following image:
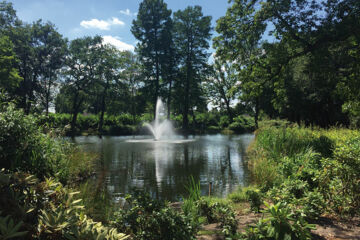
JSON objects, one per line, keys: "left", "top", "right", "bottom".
{"left": 247, "top": 121, "right": 360, "bottom": 216}
{"left": 182, "top": 176, "right": 201, "bottom": 215}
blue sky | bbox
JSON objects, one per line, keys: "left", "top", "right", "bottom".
{"left": 10, "top": 0, "right": 231, "bottom": 52}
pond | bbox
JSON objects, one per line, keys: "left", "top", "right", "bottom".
{"left": 72, "top": 134, "right": 254, "bottom": 201}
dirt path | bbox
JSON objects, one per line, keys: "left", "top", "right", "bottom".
{"left": 197, "top": 207, "right": 360, "bottom": 240}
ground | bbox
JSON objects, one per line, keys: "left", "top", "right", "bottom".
{"left": 196, "top": 203, "right": 360, "bottom": 240}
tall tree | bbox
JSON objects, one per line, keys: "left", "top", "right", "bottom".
{"left": 32, "top": 20, "right": 67, "bottom": 115}
{"left": 173, "top": 6, "right": 211, "bottom": 131}
{"left": 120, "top": 51, "right": 143, "bottom": 122}
{"left": 206, "top": 59, "right": 238, "bottom": 120}
{"left": 131, "top": 0, "right": 172, "bottom": 118}
{"left": 96, "top": 45, "right": 122, "bottom": 135}
{"left": 63, "top": 36, "right": 103, "bottom": 136}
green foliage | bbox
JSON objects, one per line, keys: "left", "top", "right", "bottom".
{"left": 0, "top": 105, "right": 65, "bottom": 179}
{"left": 243, "top": 202, "right": 315, "bottom": 240}
{"left": 0, "top": 35, "right": 22, "bottom": 97}
{"left": 0, "top": 105, "right": 95, "bottom": 183}
{"left": 319, "top": 136, "right": 360, "bottom": 215}
{"left": 196, "top": 198, "right": 238, "bottom": 237}
{"left": 228, "top": 115, "right": 255, "bottom": 133}
{"left": 248, "top": 124, "right": 360, "bottom": 222}
{"left": 0, "top": 213, "right": 27, "bottom": 240}
{"left": 0, "top": 169, "right": 127, "bottom": 240}
{"left": 113, "top": 190, "right": 196, "bottom": 240}
{"left": 246, "top": 189, "right": 262, "bottom": 213}
{"left": 219, "top": 115, "right": 230, "bottom": 128}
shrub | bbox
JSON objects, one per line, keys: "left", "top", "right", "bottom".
{"left": 246, "top": 189, "right": 262, "bottom": 213}
{"left": 0, "top": 169, "right": 127, "bottom": 240}
{"left": 0, "top": 105, "right": 67, "bottom": 179}
{"left": 113, "top": 190, "right": 196, "bottom": 240}
{"left": 243, "top": 202, "right": 315, "bottom": 240}
{"left": 219, "top": 115, "right": 230, "bottom": 128}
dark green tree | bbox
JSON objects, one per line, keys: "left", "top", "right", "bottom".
{"left": 205, "top": 59, "right": 238, "bottom": 120}
{"left": 31, "top": 20, "right": 67, "bottom": 115}
{"left": 62, "top": 36, "right": 103, "bottom": 136}
{"left": 173, "top": 6, "right": 211, "bottom": 131}
{"left": 131, "top": 0, "right": 172, "bottom": 118}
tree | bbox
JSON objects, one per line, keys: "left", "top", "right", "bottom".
{"left": 120, "top": 51, "right": 143, "bottom": 122}
{"left": 214, "top": 0, "right": 360, "bottom": 127}
{"left": 0, "top": 0, "right": 18, "bottom": 31}
{"left": 206, "top": 59, "right": 238, "bottom": 120}
{"left": 0, "top": 35, "right": 22, "bottom": 99}
{"left": 63, "top": 36, "right": 103, "bottom": 136}
{"left": 173, "top": 6, "right": 211, "bottom": 131}
{"left": 96, "top": 45, "right": 123, "bottom": 135}
{"left": 32, "top": 20, "right": 67, "bottom": 115}
{"left": 131, "top": 0, "right": 172, "bottom": 118}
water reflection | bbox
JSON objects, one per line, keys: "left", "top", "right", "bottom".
{"left": 72, "top": 134, "right": 254, "bottom": 201}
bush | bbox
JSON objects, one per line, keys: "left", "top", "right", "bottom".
{"left": 0, "top": 105, "right": 95, "bottom": 183}
{"left": 243, "top": 202, "right": 315, "bottom": 240}
{"left": 113, "top": 190, "right": 196, "bottom": 240}
{"left": 0, "top": 105, "right": 67, "bottom": 179}
{"left": 219, "top": 115, "right": 230, "bottom": 128}
{"left": 0, "top": 169, "right": 127, "bottom": 240}
{"left": 228, "top": 115, "right": 255, "bottom": 133}
{"left": 246, "top": 189, "right": 262, "bottom": 213}
{"left": 248, "top": 124, "right": 360, "bottom": 219}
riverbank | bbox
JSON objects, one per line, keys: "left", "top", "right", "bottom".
{"left": 198, "top": 121, "right": 360, "bottom": 239}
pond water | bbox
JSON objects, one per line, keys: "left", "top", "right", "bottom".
{"left": 72, "top": 134, "right": 254, "bottom": 201}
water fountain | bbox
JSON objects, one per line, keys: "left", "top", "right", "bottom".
{"left": 145, "top": 98, "right": 174, "bottom": 140}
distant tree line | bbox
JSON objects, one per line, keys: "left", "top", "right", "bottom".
{"left": 0, "top": 0, "right": 359, "bottom": 134}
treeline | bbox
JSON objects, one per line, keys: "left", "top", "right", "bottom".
{"left": 214, "top": 0, "right": 360, "bottom": 128}
{"left": 1, "top": 0, "right": 359, "bottom": 136}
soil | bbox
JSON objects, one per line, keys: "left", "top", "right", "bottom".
{"left": 196, "top": 203, "right": 360, "bottom": 240}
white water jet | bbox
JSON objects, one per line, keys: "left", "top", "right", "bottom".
{"left": 145, "top": 98, "right": 174, "bottom": 140}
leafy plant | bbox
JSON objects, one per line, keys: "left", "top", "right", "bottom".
{"left": 244, "top": 202, "right": 315, "bottom": 240}
{"left": 113, "top": 190, "right": 196, "bottom": 240}
{"left": 246, "top": 189, "right": 262, "bottom": 213}
{"left": 0, "top": 213, "right": 27, "bottom": 240}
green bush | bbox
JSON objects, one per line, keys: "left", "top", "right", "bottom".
{"left": 243, "top": 202, "right": 315, "bottom": 240}
{"left": 248, "top": 124, "right": 360, "bottom": 220}
{"left": 219, "top": 115, "right": 230, "bottom": 128}
{"left": 228, "top": 115, "right": 255, "bottom": 133}
{"left": 246, "top": 189, "right": 262, "bottom": 213}
{"left": 0, "top": 105, "right": 67, "bottom": 179}
{"left": 0, "top": 169, "right": 128, "bottom": 240}
{"left": 113, "top": 190, "right": 196, "bottom": 240}
{"left": 0, "top": 104, "right": 95, "bottom": 183}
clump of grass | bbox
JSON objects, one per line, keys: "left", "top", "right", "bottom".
{"left": 182, "top": 176, "right": 201, "bottom": 216}
{"left": 228, "top": 186, "right": 260, "bottom": 203}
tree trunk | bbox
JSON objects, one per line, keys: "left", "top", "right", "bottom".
{"left": 167, "top": 79, "right": 172, "bottom": 119}
{"left": 182, "top": 65, "right": 190, "bottom": 132}
{"left": 98, "top": 83, "right": 108, "bottom": 137}
{"left": 71, "top": 92, "right": 80, "bottom": 137}
{"left": 254, "top": 98, "right": 259, "bottom": 129}
{"left": 224, "top": 97, "right": 233, "bottom": 121}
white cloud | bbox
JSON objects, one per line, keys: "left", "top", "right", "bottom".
{"left": 80, "top": 17, "right": 125, "bottom": 30}
{"left": 119, "top": 9, "right": 137, "bottom": 16}
{"left": 102, "top": 36, "right": 134, "bottom": 51}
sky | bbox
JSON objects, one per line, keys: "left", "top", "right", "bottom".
{"left": 9, "top": 0, "right": 231, "bottom": 53}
